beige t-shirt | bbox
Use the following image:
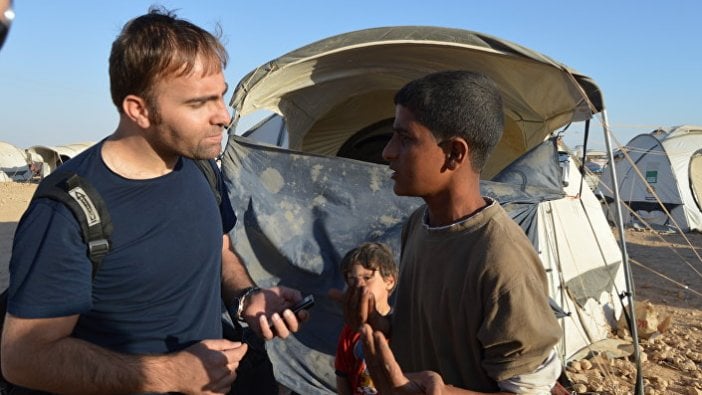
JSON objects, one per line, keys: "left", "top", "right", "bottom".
{"left": 391, "top": 199, "right": 561, "bottom": 392}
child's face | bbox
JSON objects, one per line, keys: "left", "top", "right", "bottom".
{"left": 345, "top": 263, "right": 395, "bottom": 304}
{"left": 382, "top": 104, "right": 449, "bottom": 197}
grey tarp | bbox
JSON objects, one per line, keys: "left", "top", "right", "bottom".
{"left": 221, "top": 136, "right": 564, "bottom": 394}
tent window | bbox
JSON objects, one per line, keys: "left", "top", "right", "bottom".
{"left": 337, "top": 118, "right": 393, "bottom": 164}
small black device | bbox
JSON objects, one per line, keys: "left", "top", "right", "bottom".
{"left": 290, "top": 294, "right": 315, "bottom": 314}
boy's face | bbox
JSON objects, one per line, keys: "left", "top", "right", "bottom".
{"left": 382, "top": 105, "right": 449, "bottom": 197}
{"left": 346, "top": 264, "right": 395, "bottom": 306}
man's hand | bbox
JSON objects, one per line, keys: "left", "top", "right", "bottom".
{"left": 167, "top": 339, "right": 248, "bottom": 395}
{"left": 241, "top": 286, "right": 309, "bottom": 340}
{"left": 360, "top": 324, "right": 445, "bottom": 395}
{"left": 329, "top": 285, "right": 390, "bottom": 336}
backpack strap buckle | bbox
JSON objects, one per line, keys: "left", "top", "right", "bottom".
{"left": 88, "top": 239, "right": 110, "bottom": 259}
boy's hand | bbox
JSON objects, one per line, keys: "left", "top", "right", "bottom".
{"left": 360, "top": 324, "right": 444, "bottom": 395}
{"left": 328, "top": 286, "right": 390, "bottom": 336}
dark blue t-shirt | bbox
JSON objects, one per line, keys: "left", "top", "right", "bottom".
{"left": 8, "top": 142, "right": 236, "bottom": 354}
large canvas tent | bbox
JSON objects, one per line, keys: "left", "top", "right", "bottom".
{"left": 0, "top": 141, "right": 30, "bottom": 182}
{"left": 229, "top": 26, "right": 602, "bottom": 179}
{"left": 599, "top": 125, "right": 702, "bottom": 232}
{"left": 25, "top": 142, "right": 94, "bottom": 178}
{"left": 222, "top": 26, "right": 626, "bottom": 394}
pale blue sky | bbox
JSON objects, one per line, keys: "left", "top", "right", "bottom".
{"left": 1, "top": 1, "right": 700, "bottom": 151}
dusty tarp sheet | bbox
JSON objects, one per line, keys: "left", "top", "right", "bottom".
{"left": 220, "top": 136, "right": 563, "bottom": 394}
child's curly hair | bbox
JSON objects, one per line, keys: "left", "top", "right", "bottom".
{"left": 340, "top": 242, "right": 398, "bottom": 283}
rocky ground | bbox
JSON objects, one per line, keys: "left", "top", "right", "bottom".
{"left": 563, "top": 230, "right": 702, "bottom": 394}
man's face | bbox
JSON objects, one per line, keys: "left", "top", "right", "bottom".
{"left": 382, "top": 105, "right": 449, "bottom": 197}
{"left": 146, "top": 57, "right": 230, "bottom": 160}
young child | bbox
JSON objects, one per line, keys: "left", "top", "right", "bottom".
{"left": 335, "top": 242, "right": 398, "bottom": 395}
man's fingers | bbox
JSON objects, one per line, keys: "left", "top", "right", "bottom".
{"left": 258, "top": 315, "right": 275, "bottom": 340}
{"left": 221, "top": 342, "right": 248, "bottom": 364}
{"left": 270, "top": 312, "right": 292, "bottom": 338}
{"left": 281, "top": 309, "right": 300, "bottom": 332}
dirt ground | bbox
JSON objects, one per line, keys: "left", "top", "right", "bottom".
{"left": 1, "top": 181, "right": 702, "bottom": 394}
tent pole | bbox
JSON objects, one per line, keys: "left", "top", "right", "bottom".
{"left": 578, "top": 119, "right": 591, "bottom": 198}
{"left": 601, "top": 110, "right": 644, "bottom": 395}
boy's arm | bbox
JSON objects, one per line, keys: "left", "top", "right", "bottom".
{"left": 360, "top": 325, "right": 516, "bottom": 395}
{"left": 1, "top": 313, "right": 246, "bottom": 394}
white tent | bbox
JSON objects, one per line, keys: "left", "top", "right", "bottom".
{"left": 599, "top": 125, "right": 702, "bottom": 232}
{"left": 539, "top": 153, "right": 626, "bottom": 359}
{"left": 0, "top": 141, "right": 30, "bottom": 182}
{"left": 25, "top": 142, "right": 95, "bottom": 178}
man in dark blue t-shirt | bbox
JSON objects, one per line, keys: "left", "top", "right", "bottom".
{"left": 1, "top": 7, "right": 306, "bottom": 394}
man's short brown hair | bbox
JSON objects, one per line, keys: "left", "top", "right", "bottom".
{"left": 109, "top": 6, "right": 228, "bottom": 113}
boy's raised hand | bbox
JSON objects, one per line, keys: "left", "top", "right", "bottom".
{"left": 328, "top": 286, "right": 390, "bottom": 336}
{"left": 359, "top": 324, "right": 444, "bottom": 395}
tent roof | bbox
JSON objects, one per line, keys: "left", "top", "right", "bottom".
{"left": 27, "top": 142, "right": 94, "bottom": 159}
{"left": 228, "top": 26, "right": 604, "bottom": 177}
{"left": 0, "top": 141, "right": 28, "bottom": 164}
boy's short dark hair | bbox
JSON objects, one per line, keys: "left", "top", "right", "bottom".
{"left": 340, "top": 242, "right": 398, "bottom": 281}
{"left": 394, "top": 70, "right": 504, "bottom": 171}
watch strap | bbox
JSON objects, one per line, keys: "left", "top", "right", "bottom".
{"left": 230, "top": 286, "right": 261, "bottom": 323}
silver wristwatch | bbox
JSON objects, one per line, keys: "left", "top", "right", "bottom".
{"left": 230, "top": 286, "right": 261, "bottom": 322}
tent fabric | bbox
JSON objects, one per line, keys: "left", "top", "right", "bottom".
{"left": 220, "top": 136, "right": 621, "bottom": 393}
{"left": 538, "top": 156, "right": 626, "bottom": 357}
{"left": 228, "top": 26, "right": 602, "bottom": 178}
{"left": 25, "top": 142, "right": 95, "bottom": 177}
{"left": 599, "top": 125, "right": 702, "bottom": 232}
{"left": 223, "top": 25, "right": 626, "bottom": 394}
{"left": 0, "top": 141, "right": 30, "bottom": 182}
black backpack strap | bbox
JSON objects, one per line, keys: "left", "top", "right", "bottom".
{"left": 33, "top": 172, "right": 112, "bottom": 278}
{"left": 194, "top": 159, "right": 222, "bottom": 206}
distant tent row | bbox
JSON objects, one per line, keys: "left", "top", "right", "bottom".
{"left": 0, "top": 141, "right": 94, "bottom": 182}
{"left": 599, "top": 125, "right": 702, "bottom": 232}
{"left": 0, "top": 141, "right": 32, "bottom": 182}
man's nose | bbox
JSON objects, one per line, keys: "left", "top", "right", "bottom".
{"left": 213, "top": 98, "right": 231, "bottom": 128}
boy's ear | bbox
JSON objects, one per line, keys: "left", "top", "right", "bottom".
{"left": 385, "top": 275, "right": 397, "bottom": 293}
{"left": 444, "top": 137, "right": 469, "bottom": 170}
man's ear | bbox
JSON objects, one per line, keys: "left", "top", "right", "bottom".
{"left": 122, "top": 94, "right": 151, "bottom": 129}
{"left": 445, "top": 138, "right": 469, "bottom": 170}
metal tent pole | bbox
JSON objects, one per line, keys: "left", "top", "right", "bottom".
{"left": 601, "top": 110, "right": 644, "bottom": 395}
